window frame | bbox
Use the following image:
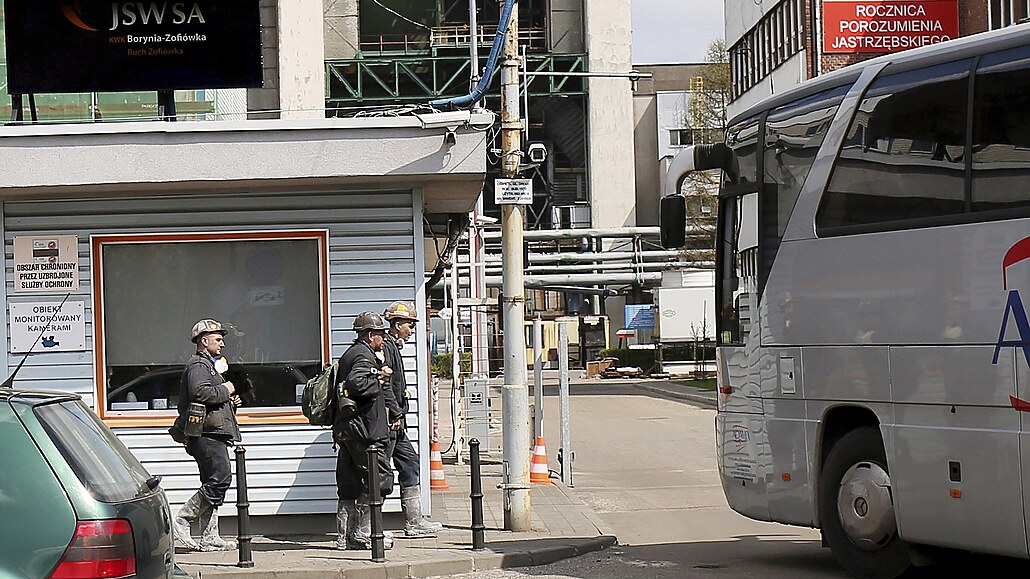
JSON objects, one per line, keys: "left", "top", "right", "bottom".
{"left": 91, "top": 229, "right": 330, "bottom": 427}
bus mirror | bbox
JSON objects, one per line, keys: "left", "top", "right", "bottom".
{"left": 664, "top": 143, "right": 735, "bottom": 197}
{"left": 660, "top": 195, "right": 687, "bottom": 249}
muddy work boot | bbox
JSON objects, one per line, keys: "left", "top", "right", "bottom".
{"left": 401, "top": 486, "right": 443, "bottom": 537}
{"left": 348, "top": 493, "right": 394, "bottom": 550}
{"left": 335, "top": 499, "right": 359, "bottom": 550}
{"left": 199, "top": 504, "right": 237, "bottom": 552}
{"left": 172, "top": 492, "right": 206, "bottom": 551}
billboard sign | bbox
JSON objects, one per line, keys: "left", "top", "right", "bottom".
{"left": 823, "top": 0, "right": 959, "bottom": 54}
{"left": 625, "top": 304, "right": 656, "bottom": 330}
{"left": 4, "top": 0, "right": 262, "bottom": 93}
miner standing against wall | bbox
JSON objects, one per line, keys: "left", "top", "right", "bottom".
{"left": 383, "top": 301, "right": 443, "bottom": 537}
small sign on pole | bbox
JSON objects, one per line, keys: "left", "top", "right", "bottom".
{"left": 494, "top": 179, "right": 533, "bottom": 204}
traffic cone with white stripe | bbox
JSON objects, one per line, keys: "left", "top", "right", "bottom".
{"left": 530, "top": 436, "right": 551, "bottom": 485}
{"left": 429, "top": 440, "right": 450, "bottom": 491}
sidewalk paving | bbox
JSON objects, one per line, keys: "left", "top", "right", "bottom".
{"left": 176, "top": 459, "right": 616, "bottom": 579}
{"left": 174, "top": 375, "right": 717, "bottom": 578}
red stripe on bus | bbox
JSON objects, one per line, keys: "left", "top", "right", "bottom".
{"left": 1003, "top": 237, "right": 1030, "bottom": 289}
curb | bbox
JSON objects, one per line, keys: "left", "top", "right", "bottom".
{"left": 182, "top": 536, "right": 618, "bottom": 578}
{"left": 633, "top": 383, "right": 717, "bottom": 409}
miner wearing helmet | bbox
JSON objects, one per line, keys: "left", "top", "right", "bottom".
{"left": 382, "top": 301, "right": 443, "bottom": 536}
{"left": 333, "top": 311, "right": 397, "bottom": 550}
{"left": 171, "top": 319, "right": 241, "bottom": 552}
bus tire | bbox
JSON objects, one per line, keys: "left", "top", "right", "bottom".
{"left": 818, "top": 426, "right": 911, "bottom": 579}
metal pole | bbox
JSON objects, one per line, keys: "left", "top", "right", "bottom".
{"left": 469, "top": 438, "right": 486, "bottom": 550}
{"left": 451, "top": 258, "right": 464, "bottom": 465}
{"left": 500, "top": 1, "right": 531, "bottom": 532}
{"left": 234, "top": 446, "right": 254, "bottom": 568}
{"left": 533, "top": 318, "right": 543, "bottom": 439}
{"left": 469, "top": 0, "right": 480, "bottom": 102}
{"left": 367, "top": 444, "right": 386, "bottom": 563}
{"left": 558, "top": 323, "right": 573, "bottom": 487}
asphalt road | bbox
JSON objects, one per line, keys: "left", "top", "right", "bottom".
{"left": 443, "top": 381, "right": 1030, "bottom": 578}
{"left": 445, "top": 382, "right": 839, "bottom": 578}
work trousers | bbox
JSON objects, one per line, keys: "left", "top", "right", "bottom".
{"left": 336, "top": 438, "right": 394, "bottom": 500}
{"left": 186, "top": 435, "right": 233, "bottom": 506}
{"left": 388, "top": 429, "right": 420, "bottom": 488}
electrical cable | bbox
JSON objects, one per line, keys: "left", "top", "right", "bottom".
{"left": 429, "top": 0, "right": 516, "bottom": 108}
{"left": 370, "top": 0, "right": 431, "bottom": 30}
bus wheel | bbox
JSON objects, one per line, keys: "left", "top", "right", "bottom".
{"left": 818, "top": 426, "right": 911, "bottom": 579}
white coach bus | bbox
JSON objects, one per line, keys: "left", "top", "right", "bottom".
{"left": 661, "top": 24, "right": 1030, "bottom": 578}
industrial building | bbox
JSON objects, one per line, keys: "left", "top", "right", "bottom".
{"left": 726, "top": 0, "right": 1010, "bottom": 118}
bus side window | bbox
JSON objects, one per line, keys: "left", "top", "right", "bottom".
{"left": 972, "top": 45, "right": 1030, "bottom": 212}
{"left": 818, "top": 59, "right": 973, "bottom": 232}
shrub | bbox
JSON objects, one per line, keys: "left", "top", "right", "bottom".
{"left": 432, "top": 352, "right": 472, "bottom": 380}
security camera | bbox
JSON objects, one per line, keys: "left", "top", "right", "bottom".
{"left": 527, "top": 142, "right": 547, "bottom": 164}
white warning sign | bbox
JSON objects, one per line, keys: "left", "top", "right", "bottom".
{"left": 14, "top": 235, "right": 79, "bottom": 293}
{"left": 494, "top": 179, "right": 533, "bottom": 205}
{"left": 10, "top": 301, "right": 86, "bottom": 353}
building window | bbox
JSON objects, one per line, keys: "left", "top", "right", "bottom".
{"left": 990, "top": 0, "right": 1030, "bottom": 29}
{"left": 670, "top": 128, "right": 722, "bottom": 147}
{"left": 92, "top": 230, "right": 329, "bottom": 423}
{"left": 730, "top": 0, "right": 806, "bottom": 100}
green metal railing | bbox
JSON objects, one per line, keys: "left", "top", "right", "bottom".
{"left": 326, "top": 53, "right": 587, "bottom": 106}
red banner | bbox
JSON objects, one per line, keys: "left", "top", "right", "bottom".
{"left": 823, "top": 0, "right": 959, "bottom": 54}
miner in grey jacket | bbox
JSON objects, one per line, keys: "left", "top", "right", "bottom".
{"left": 171, "top": 319, "right": 242, "bottom": 552}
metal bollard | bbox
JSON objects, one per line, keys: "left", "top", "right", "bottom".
{"left": 367, "top": 444, "right": 386, "bottom": 563}
{"left": 234, "top": 445, "right": 254, "bottom": 568}
{"left": 469, "top": 438, "right": 485, "bottom": 550}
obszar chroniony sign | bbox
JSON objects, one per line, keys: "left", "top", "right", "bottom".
{"left": 4, "top": 0, "right": 262, "bottom": 93}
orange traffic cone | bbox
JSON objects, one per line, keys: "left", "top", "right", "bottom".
{"left": 429, "top": 440, "right": 450, "bottom": 491}
{"left": 530, "top": 436, "right": 551, "bottom": 484}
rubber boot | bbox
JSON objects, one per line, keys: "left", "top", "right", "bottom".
{"left": 335, "top": 500, "right": 358, "bottom": 550}
{"left": 401, "top": 486, "right": 443, "bottom": 537}
{"left": 348, "top": 493, "right": 394, "bottom": 550}
{"left": 172, "top": 491, "right": 205, "bottom": 551}
{"left": 199, "top": 504, "right": 237, "bottom": 552}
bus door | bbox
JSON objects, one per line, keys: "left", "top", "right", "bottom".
{"left": 713, "top": 119, "right": 770, "bottom": 517}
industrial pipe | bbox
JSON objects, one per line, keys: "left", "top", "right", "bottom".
{"left": 481, "top": 226, "right": 662, "bottom": 240}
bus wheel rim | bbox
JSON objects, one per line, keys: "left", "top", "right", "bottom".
{"left": 836, "top": 461, "right": 896, "bottom": 552}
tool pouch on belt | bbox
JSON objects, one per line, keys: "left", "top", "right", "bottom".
{"left": 184, "top": 402, "right": 207, "bottom": 437}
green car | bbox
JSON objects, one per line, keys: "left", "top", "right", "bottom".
{"left": 0, "top": 389, "right": 175, "bottom": 578}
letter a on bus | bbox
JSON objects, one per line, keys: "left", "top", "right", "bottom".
{"left": 993, "top": 290, "right": 1030, "bottom": 367}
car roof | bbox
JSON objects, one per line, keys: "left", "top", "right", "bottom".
{"left": 0, "top": 388, "right": 81, "bottom": 405}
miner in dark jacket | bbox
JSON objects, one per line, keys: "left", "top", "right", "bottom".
{"left": 382, "top": 301, "right": 443, "bottom": 537}
{"left": 171, "top": 319, "right": 242, "bottom": 552}
{"left": 333, "top": 311, "right": 395, "bottom": 550}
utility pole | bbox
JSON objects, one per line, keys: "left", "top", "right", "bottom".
{"left": 500, "top": 1, "right": 531, "bottom": 532}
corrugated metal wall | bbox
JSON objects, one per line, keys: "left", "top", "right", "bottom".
{"left": 2, "top": 188, "right": 428, "bottom": 515}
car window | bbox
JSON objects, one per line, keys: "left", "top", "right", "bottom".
{"left": 35, "top": 400, "right": 154, "bottom": 503}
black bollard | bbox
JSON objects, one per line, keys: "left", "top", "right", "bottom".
{"left": 469, "top": 438, "right": 485, "bottom": 550}
{"left": 367, "top": 444, "right": 386, "bottom": 563}
{"left": 234, "top": 445, "right": 254, "bottom": 568}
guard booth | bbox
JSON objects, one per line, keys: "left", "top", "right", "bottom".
{"left": 0, "top": 115, "right": 490, "bottom": 524}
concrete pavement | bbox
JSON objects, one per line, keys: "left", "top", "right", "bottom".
{"left": 176, "top": 456, "right": 615, "bottom": 578}
{"left": 175, "top": 376, "right": 715, "bottom": 578}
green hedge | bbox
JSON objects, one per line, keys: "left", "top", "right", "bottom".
{"left": 431, "top": 352, "right": 471, "bottom": 380}
{"left": 598, "top": 349, "right": 655, "bottom": 369}
{"left": 599, "top": 345, "right": 716, "bottom": 370}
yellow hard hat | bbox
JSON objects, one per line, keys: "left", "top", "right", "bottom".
{"left": 384, "top": 301, "right": 418, "bottom": 322}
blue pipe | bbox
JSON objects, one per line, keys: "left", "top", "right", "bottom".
{"left": 430, "top": 0, "right": 517, "bottom": 108}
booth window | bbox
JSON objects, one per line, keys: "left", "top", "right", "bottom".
{"left": 92, "top": 231, "right": 329, "bottom": 423}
